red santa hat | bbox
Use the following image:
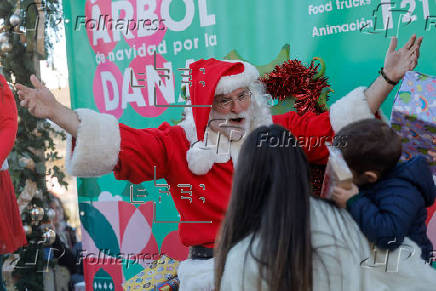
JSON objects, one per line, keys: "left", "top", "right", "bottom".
{"left": 182, "top": 59, "right": 260, "bottom": 175}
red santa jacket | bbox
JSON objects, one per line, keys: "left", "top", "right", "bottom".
{"left": 67, "top": 60, "right": 374, "bottom": 248}
{"left": 68, "top": 86, "right": 373, "bottom": 248}
{"left": 113, "top": 111, "right": 333, "bottom": 247}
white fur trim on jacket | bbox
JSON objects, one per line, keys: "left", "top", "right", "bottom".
{"left": 180, "top": 106, "right": 219, "bottom": 175}
{"left": 215, "top": 61, "right": 260, "bottom": 95}
{"left": 378, "top": 109, "right": 389, "bottom": 124}
{"left": 66, "top": 109, "right": 121, "bottom": 177}
{"left": 1, "top": 159, "right": 8, "bottom": 171}
{"left": 186, "top": 141, "right": 218, "bottom": 175}
{"left": 184, "top": 121, "right": 245, "bottom": 175}
{"left": 178, "top": 258, "right": 214, "bottom": 291}
{"left": 179, "top": 106, "right": 197, "bottom": 145}
{"left": 329, "top": 87, "right": 374, "bottom": 133}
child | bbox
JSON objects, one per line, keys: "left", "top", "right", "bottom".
{"left": 332, "top": 118, "right": 436, "bottom": 262}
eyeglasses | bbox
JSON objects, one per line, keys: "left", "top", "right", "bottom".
{"left": 214, "top": 90, "right": 251, "bottom": 110}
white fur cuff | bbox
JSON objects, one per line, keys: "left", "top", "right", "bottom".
{"left": 186, "top": 141, "right": 218, "bottom": 175}
{"left": 329, "top": 87, "right": 374, "bottom": 132}
{"left": 66, "top": 109, "right": 121, "bottom": 177}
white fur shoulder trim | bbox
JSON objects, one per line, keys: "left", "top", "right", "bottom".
{"left": 178, "top": 107, "right": 197, "bottom": 145}
{"left": 378, "top": 109, "right": 389, "bottom": 124}
{"left": 66, "top": 109, "right": 121, "bottom": 177}
{"left": 329, "top": 87, "right": 374, "bottom": 132}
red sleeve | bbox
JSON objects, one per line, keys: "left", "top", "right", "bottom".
{"left": 0, "top": 76, "right": 17, "bottom": 164}
{"left": 272, "top": 111, "right": 334, "bottom": 164}
{"left": 113, "top": 122, "right": 177, "bottom": 184}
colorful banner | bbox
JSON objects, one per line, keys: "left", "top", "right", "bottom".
{"left": 62, "top": 0, "right": 436, "bottom": 289}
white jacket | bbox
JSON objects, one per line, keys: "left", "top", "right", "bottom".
{"left": 221, "top": 197, "right": 436, "bottom": 291}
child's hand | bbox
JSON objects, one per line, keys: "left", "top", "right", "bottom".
{"left": 430, "top": 151, "right": 436, "bottom": 162}
{"left": 332, "top": 184, "right": 359, "bottom": 209}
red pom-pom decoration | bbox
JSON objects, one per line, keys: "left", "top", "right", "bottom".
{"left": 260, "top": 59, "right": 331, "bottom": 115}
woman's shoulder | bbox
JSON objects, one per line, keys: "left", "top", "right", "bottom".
{"left": 309, "top": 197, "right": 358, "bottom": 230}
{"left": 223, "top": 235, "right": 256, "bottom": 276}
{"left": 309, "top": 197, "right": 367, "bottom": 256}
{"left": 220, "top": 235, "right": 267, "bottom": 290}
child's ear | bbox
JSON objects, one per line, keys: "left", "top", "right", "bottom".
{"left": 363, "top": 171, "right": 379, "bottom": 183}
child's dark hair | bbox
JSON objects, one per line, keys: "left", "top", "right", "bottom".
{"left": 337, "top": 118, "right": 402, "bottom": 176}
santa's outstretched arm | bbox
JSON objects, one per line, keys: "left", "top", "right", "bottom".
{"left": 16, "top": 77, "right": 173, "bottom": 180}
{"left": 273, "top": 36, "right": 422, "bottom": 165}
{"left": 329, "top": 35, "right": 422, "bottom": 133}
{"left": 16, "top": 75, "right": 80, "bottom": 137}
{"left": 364, "top": 35, "right": 422, "bottom": 114}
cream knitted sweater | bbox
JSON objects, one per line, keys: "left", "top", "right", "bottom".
{"left": 221, "top": 197, "right": 436, "bottom": 291}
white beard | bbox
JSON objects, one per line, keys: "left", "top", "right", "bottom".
{"left": 208, "top": 109, "right": 251, "bottom": 143}
{"left": 180, "top": 82, "right": 274, "bottom": 174}
{"left": 205, "top": 99, "right": 269, "bottom": 166}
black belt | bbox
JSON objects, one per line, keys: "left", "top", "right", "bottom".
{"left": 189, "top": 246, "right": 213, "bottom": 260}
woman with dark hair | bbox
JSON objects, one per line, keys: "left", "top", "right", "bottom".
{"left": 215, "top": 124, "right": 436, "bottom": 291}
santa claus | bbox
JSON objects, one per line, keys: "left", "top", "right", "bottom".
{"left": 16, "top": 35, "right": 422, "bottom": 290}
